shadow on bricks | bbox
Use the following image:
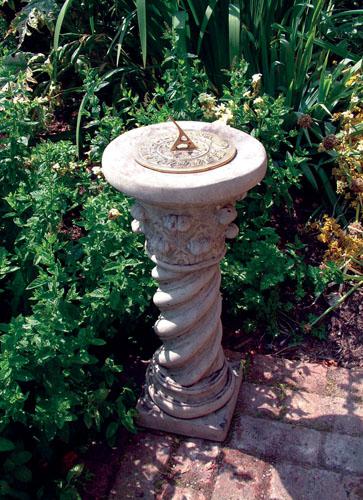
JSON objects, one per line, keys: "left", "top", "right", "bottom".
{"left": 85, "top": 354, "right": 363, "bottom": 500}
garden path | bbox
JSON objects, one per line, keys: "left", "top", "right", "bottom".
{"left": 86, "top": 353, "right": 363, "bottom": 499}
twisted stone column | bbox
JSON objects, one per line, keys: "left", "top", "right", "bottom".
{"left": 131, "top": 202, "right": 240, "bottom": 420}
{"left": 102, "top": 121, "right": 267, "bottom": 440}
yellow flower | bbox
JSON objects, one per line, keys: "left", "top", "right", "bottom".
{"left": 108, "top": 208, "right": 121, "bottom": 220}
{"left": 345, "top": 74, "right": 359, "bottom": 87}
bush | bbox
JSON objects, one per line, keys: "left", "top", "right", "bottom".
{"left": 0, "top": 66, "right": 154, "bottom": 496}
{"left": 0, "top": 2, "right": 361, "bottom": 496}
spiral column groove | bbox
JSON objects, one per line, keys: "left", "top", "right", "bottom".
{"left": 130, "top": 200, "right": 243, "bottom": 420}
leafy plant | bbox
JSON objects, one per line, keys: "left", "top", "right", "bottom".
{"left": 0, "top": 3, "right": 361, "bottom": 496}
{"left": 0, "top": 66, "right": 154, "bottom": 494}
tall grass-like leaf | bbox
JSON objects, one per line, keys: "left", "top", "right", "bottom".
{"left": 53, "top": 0, "right": 74, "bottom": 51}
{"left": 228, "top": 1, "right": 240, "bottom": 67}
{"left": 184, "top": 0, "right": 200, "bottom": 24}
{"left": 106, "top": 11, "right": 135, "bottom": 67}
{"left": 76, "top": 93, "right": 88, "bottom": 158}
{"left": 301, "top": 164, "right": 318, "bottom": 191}
{"left": 197, "top": 0, "right": 220, "bottom": 54}
{"left": 172, "top": 11, "right": 189, "bottom": 59}
{"left": 314, "top": 162, "right": 339, "bottom": 210}
{"left": 52, "top": 0, "right": 74, "bottom": 82}
{"left": 136, "top": 0, "right": 147, "bottom": 67}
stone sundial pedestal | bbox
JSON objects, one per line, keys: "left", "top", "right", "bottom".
{"left": 102, "top": 120, "right": 267, "bottom": 441}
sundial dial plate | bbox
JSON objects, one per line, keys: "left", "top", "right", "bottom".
{"left": 135, "top": 129, "right": 237, "bottom": 173}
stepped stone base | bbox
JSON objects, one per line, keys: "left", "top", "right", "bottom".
{"left": 136, "top": 362, "right": 243, "bottom": 442}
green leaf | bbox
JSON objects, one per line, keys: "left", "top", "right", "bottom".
{"left": 106, "top": 422, "right": 118, "bottom": 443}
{"left": 53, "top": 0, "right": 74, "bottom": 50}
{"left": 13, "top": 465, "right": 32, "bottom": 482}
{"left": 228, "top": 1, "right": 240, "bottom": 67}
{"left": 66, "top": 463, "right": 84, "bottom": 482}
{"left": 136, "top": 0, "right": 147, "bottom": 67}
{"left": 197, "top": 0, "right": 219, "bottom": 54}
{"left": 10, "top": 451, "right": 32, "bottom": 465}
{"left": 11, "top": 0, "right": 58, "bottom": 46}
{"left": 0, "top": 438, "right": 15, "bottom": 452}
{"left": 301, "top": 163, "right": 318, "bottom": 191}
{"left": 76, "top": 92, "right": 89, "bottom": 158}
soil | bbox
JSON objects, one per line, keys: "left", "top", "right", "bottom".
{"left": 224, "top": 189, "right": 363, "bottom": 369}
{"left": 223, "top": 285, "right": 363, "bottom": 370}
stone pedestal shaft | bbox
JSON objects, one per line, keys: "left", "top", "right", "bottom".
{"left": 131, "top": 201, "right": 241, "bottom": 419}
{"left": 102, "top": 121, "right": 267, "bottom": 441}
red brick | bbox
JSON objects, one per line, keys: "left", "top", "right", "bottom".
{"left": 247, "top": 355, "right": 328, "bottom": 395}
{"left": 170, "top": 438, "right": 220, "bottom": 490}
{"left": 238, "top": 381, "right": 363, "bottom": 437}
{"left": 110, "top": 432, "right": 174, "bottom": 499}
{"left": 326, "top": 366, "right": 363, "bottom": 400}
{"left": 230, "top": 415, "right": 321, "bottom": 466}
{"left": 157, "top": 484, "right": 207, "bottom": 500}
{"left": 268, "top": 463, "right": 356, "bottom": 500}
{"left": 237, "top": 382, "right": 281, "bottom": 419}
{"left": 283, "top": 389, "right": 363, "bottom": 436}
{"left": 211, "top": 449, "right": 272, "bottom": 500}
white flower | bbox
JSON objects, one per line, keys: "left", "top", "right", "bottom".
{"left": 92, "top": 166, "right": 103, "bottom": 177}
{"left": 215, "top": 103, "right": 227, "bottom": 113}
{"left": 216, "top": 107, "right": 233, "bottom": 124}
{"left": 251, "top": 73, "right": 262, "bottom": 84}
{"left": 253, "top": 97, "right": 264, "bottom": 106}
{"left": 198, "top": 93, "right": 216, "bottom": 107}
{"left": 251, "top": 73, "right": 262, "bottom": 94}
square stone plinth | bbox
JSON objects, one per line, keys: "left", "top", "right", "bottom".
{"left": 136, "top": 363, "right": 243, "bottom": 442}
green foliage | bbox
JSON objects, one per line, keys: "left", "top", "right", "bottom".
{"left": 0, "top": 63, "right": 154, "bottom": 495}
{"left": 0, "top": 2, "right": 359, "bottom": 496}
{"left": 10, "top": 0, "right": 59, "bottom": 46}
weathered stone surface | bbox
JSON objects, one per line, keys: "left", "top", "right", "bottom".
{"left": 157, "top": 484, "right": 207, "bottom": 500}
{"left": 109, "top": 433, "right": 174, "bottom": 499}
{"left": 268, "top": 463, "right": 358, "bottom": 500}
{"left": 170, "top": 438, "right": 220, "bottom": 489}
{"left": 283, "top": 389, "right": 363, "bottom": 436}
{"left": 342, "top": 475, "right": 363, "bottom": 500}
{"left": 237, "top": 382, "right": 283, "bottom": 419}
{"left": 230, "top": 415, "right": 321, "bottom": 466}
{"left": 247, "top": 355, "right": 328, "bottom": 394}
{"left": 238, "top": 378, "right": 363, "bottom": 438}
{"left": 102, "top": 121, "right": 267, "bottom": 208}
{"left": 107, "top": 355, "right": 363, "bottom": 500}
{"left": 137, "top": 363, "right": 242, "bottom": 442}
{"left": 326, "top": 366, "right": 363, "bottom": 400}
{"left": 212, "top": 449, "right": 271, "bottom": 500}
{"left": 322, "top": 433, "right": 363, "bottom": 474}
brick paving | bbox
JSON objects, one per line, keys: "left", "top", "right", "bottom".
{"left": 108, "top": 354, "right": 363, "bottom": 500}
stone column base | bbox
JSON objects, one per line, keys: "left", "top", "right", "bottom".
{"left": 136, "top": 361, "right": 242, "bottom": 442}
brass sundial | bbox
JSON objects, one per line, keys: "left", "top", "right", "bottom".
{"left": 135, "top": 118, "right": 237, "bottom": 173}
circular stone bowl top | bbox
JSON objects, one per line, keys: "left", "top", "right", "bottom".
{"left": 102, "top": 121, "right": 267, "bottom": 208}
